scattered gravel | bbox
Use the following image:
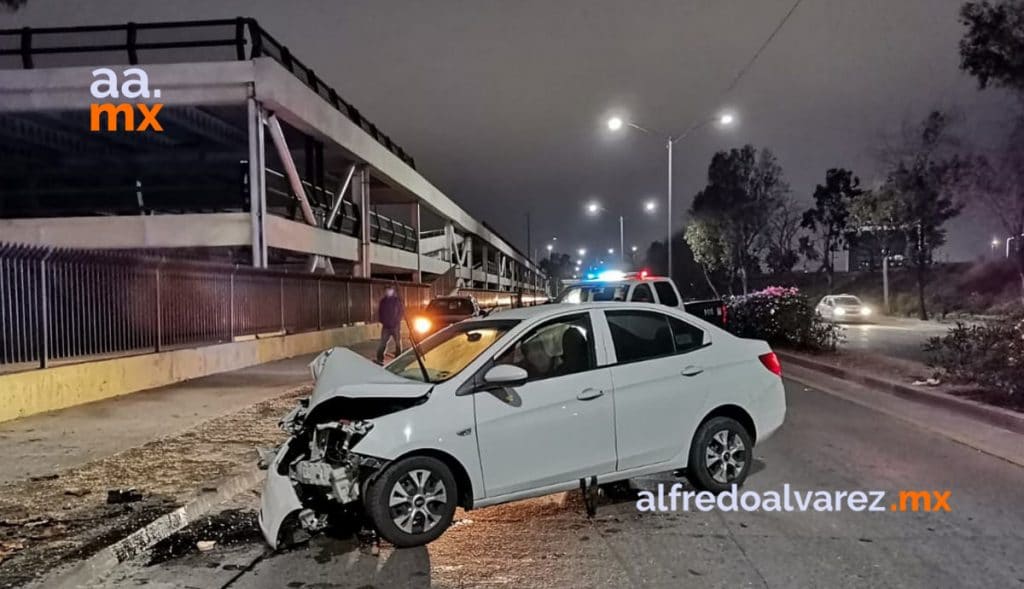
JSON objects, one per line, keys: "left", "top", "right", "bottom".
{"left": 0, "top": 384, "right": 310, "bottom": 588}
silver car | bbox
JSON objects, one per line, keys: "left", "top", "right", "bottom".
{"left": 815, "top": 294, "right": 872, "bottom": 323}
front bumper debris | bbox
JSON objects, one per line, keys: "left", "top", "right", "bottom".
{"left": 258, "top": 417, "right": 383, "bottom": 549}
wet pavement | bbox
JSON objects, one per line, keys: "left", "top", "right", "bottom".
{"left": 836, "top": 317, "right": 952, "bottom": 363}
{"left": 85, "top": 378, "right": 1024, "bottom": 588}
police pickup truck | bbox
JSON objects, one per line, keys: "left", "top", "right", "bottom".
{"left": 555, "top": 271, "right": 727, "bottom": 328}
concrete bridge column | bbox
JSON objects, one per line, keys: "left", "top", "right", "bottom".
{"left": 354, "top": 166, "right": 371, "bottom": 278}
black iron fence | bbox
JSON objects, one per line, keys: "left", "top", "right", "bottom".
{"left": 0, "top": 244, "right": 546, "bottom": 373}
{"left": 0, "top": 243, "right": 432, "bottom": 372}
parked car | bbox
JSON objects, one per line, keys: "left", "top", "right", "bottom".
{"left": 815, "top": 294, "right": 873, "bottom": 323}
{"left": 259, "top": 302, "right": 785, "bottom": 549}
{"left": 411, "top": 295, "right": 483, "bottom": 339}
{"left": 555, "top": 272, "right": 727, "bottom": 327}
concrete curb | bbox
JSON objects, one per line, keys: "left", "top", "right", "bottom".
{"left": 41, "top": 466, "right": 266, "bottom": 589}
{"left": 776, "top": 350, "right": 1024, "bottom": 435}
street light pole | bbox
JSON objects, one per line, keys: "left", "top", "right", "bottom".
{"left": 667, "top": 138, "right": 673, "bottom": 279}
{"left": 619, "top": 215, "right": 625, "bottom": 264}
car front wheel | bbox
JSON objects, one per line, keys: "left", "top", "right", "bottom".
{"left": 687, "top": 416, "right": 753, "bottom": 493}
{"left": 365, "top": 455, "right": 458, "bottom": 547}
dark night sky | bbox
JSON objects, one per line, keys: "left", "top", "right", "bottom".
{"left": 2, "top": 0, "right": 1017, "bottom": 263}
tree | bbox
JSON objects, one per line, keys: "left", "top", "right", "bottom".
{"left": 644, "top": 236, "right": 710, "bottom": 298}
{"left": 959, "top": 0, "right": 1024, "bottom": 93}
{"left": 685, "top": 145, "right": 789, "bottom": 294}
{"left": 763, "top": 196, "right": 802, "bottom": 274}
{"left": 880, "top": 111, "right": 965, "bottom": 320}
{"left": 799, "top": 169, "right": 863, "bottom": 290}
{"left": 538, "top": 253, "right": 574, "bottom": 296}
{"left": 0, "top": 0, "right": 27, "bottom": 10}
{"left": 961, "top": 116, "right": 1024, "bottom": 302}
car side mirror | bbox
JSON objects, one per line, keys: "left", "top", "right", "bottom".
{"left": 482, "top": 364, "right": 528, "bottom": 388}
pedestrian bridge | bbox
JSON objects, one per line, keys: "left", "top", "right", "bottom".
{"left": 0, "top": 18, "right": 545, "bottom": 292}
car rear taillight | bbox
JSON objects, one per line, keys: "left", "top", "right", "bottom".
{"left": 759, "top": 352, "right": 782, "bottom": 377}
{"left": 721, "top": 304, "right": 728, "bottom": 325}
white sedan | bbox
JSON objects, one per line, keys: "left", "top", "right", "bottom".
{"left": 815, "top": 294, "right": 873, "bottom": 323}
{"left": 259, "top": 302, "right": 786, "bottom": 548}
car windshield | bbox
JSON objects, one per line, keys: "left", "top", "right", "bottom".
{"left": 386, "top": 320, "right": 519, "bottom": 383}
{"left": 834, "top": 296, "right": 862, "bottom": 306}
{"left": 558, "top": 284, "right": 628, "bottom": 303}
{"left": 426, "top": 298, "right": 475, "bottom": 315}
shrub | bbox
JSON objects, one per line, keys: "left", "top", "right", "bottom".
{"left": 725, "top": 286, "right": 841, "bottom": 352}
{"left": 925, "top": 317, "right": 1024, "bottom": 398}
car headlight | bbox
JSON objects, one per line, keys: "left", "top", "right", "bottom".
{"left": 413, "top": 316, "right": 432, "bottom": 334}
{"left": 834, "top": 307, "right": 846, "bottom": 316}
{"left": 860, "top": 307, "right": 871, "bottom": 316}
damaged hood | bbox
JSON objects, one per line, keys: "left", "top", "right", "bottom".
{"left": 307, "top": 347, "right": 433, "bottom": 410}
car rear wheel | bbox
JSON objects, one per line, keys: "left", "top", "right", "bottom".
{"left": 687, "top": 416, "right": 753, "bottom": 493}
{"left": 365, "top": 455, "right": 457, "bottom": 547}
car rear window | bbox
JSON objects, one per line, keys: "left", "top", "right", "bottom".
{"left": 427, "top": 298, "right": 475, "bottom": 314}
{"left": 653, "top": 281, "right": 679, "bottom": 306}
{"left": 605, "top": 310, "right": 675, "bottom": 363}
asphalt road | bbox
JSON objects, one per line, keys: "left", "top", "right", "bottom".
{"left": 90, "top": 378, "right": 1024, "bottom": 589}
{"left": 835, "top": 317, "right": 953, "bottom": 363}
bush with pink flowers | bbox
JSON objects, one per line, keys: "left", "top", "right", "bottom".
{"left": 726, "top": 286, "right": 841, "bottom": 351}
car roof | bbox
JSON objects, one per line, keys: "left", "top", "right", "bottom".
{"left": 478, "top": 301, "right": 698, "bottom": 323}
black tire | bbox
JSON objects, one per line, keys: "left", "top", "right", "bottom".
{"left": 686, "top": 416, "right": 754, "bottom": 493}
{"left": 364, "top": 455, "right": 458, "bottom": 547}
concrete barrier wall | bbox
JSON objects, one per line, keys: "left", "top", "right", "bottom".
{"left": 0, "top": 323, "right": 382, "bottom": 423}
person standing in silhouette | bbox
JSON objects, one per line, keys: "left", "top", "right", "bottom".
{"left": 376, "top": 286, "right": 403, "bottom": 364}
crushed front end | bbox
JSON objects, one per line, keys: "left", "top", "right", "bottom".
{"left": 258, "top": 401, "right": 386, "bottom": 548}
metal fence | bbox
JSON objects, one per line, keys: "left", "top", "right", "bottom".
{"left": 0, "top": 244, "right": 432, "bottom": 372}
{"left": 0, "top": 244, "right": 546, "bottom": 373}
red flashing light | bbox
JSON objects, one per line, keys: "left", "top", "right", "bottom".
{"left": 639, "top": 269, "right": 650, "bottom": 279}
{"left": 759, "top": 352, "right": 782, "bottom": 377}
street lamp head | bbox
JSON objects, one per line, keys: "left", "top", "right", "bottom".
{"left": 586, "top": 201, "right": 600, "bottom": 215}
{"left": 546, "top": 244, "right": 554, "bottom": 252}
{"left": 719, "top": 113, "right": 736, "bottom": 126}
{"left": 644, "top": 200, "right": 657, "bottom": 213}
{"left": 607, "top": 248, "right": 614, "bottom": 254}
{"left": 607, "top": 116, "right": 624, "bottom": 131}
{"left": 631, "top": 245, "right": 638, "bottom": 252}
{"left": 578, "top": 248, "right": 586, "bottom": 256}
{"left": 992, "top": 238, "right": 1000, "bottom": 246}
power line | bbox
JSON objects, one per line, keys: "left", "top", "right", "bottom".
{"left": 719, "top": 0, "right": 806, "bottom": 100}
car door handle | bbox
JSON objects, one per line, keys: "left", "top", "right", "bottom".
{"left": 577, "top": 388, "right": 604, "bottom": 401}
{"left": 680, "top": 365, "right": 704, "bottom": 377}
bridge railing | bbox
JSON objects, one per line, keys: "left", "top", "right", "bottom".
{"left": 0, "top": 18, "right": 414, "bottom": 168}
{"left": 0, "top": 243, "right": 431, "bottom": 373}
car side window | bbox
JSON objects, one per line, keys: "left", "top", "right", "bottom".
{"left": 605, "top": 311, "right": 675, "bottom": 363}
{"left": 653, "top": 281, "right": 679, "bottom": 307}
{"left": 493, "top": 313, "right": 595, "bottom": 381}
{"left": 668, "top": 316, "right": 705, "bottom": 354}
{"left": 631, "top": 283, "right": 655, "bottom": 303}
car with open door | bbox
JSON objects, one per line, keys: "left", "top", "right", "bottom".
{"left": 258, "top": 303, "right": 786, "bottom": 549}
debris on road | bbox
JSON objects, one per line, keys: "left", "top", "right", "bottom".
{"left": 106, "top": 488, "right": 143, "bottom": 504}
{"left": 196, "top": 539, "right": 216, "bottom": 552}
{"left": 0, "top": 385, "right": 310, "bottom": 587}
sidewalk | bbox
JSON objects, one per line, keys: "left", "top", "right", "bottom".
{"left": 0, "top": 339, "right": 383, "bottom": 586}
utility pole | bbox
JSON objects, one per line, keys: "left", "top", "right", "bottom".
{"left": 526, "top": 212, "right": 532, "bottom": 263}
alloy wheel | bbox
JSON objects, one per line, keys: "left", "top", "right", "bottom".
{"left": 388, "top": 468, "right": 448, "bottom": 534}
{"left": 705, "top": 429, "right": 747, "bottom": 484}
